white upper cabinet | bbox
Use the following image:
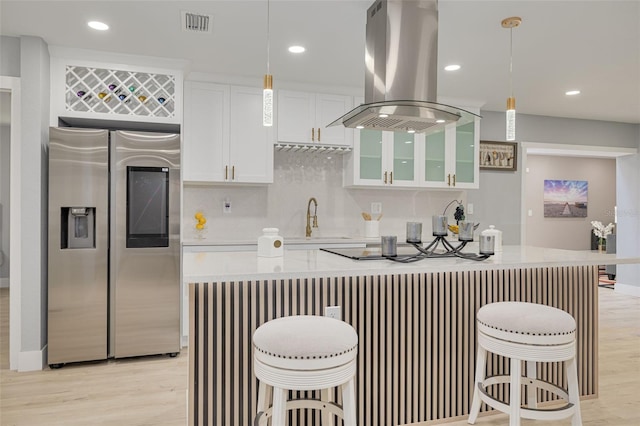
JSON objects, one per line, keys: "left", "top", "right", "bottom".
{"left": 228, "top": 86, "right": 274, "bottom": 183}
{"left": 418, "top": 117, "right": 480, "bottom": 189}
{"left": 183, "top": 81, "right": 273, "bottom": 184}
{"left": 344, "top": 129, "right": 421, "bottom": 188}
{"left": 183, "top": 82, "right": 228, "bottom": 182}
{"left": 277, "top": 90, "right": 353, "bottom": 146}
{"left": 345, "top": 113, "right": 480, "bottom": 189}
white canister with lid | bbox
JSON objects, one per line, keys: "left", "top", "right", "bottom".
{"left": 481, "top": 225, "right": 503, "bottom": 252}
{"left": 258, "top": 228, "right": 284, "bottom": 257}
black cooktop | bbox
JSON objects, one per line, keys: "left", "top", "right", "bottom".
{"left": 320, "top": 246, "right": 424, "bottom": 261}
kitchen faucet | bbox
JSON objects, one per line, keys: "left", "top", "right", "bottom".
{"left": 306, "top": 197, "right": 318, "bottom": 238}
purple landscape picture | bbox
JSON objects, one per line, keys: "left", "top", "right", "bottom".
{"left": 543, "top": 180, "right": 588, "bottom": 217}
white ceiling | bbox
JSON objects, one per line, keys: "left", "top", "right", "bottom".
{"left": 1, "top": 0, "right": 639, "bottom": 126}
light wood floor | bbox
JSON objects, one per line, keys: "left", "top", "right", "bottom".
{"left": 1, "top": 287, "right": 638, "bottom": 426}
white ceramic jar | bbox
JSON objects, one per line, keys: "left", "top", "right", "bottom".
{"left": 481, "top": 225, "right": 502, "bottom": 252}
{"left": 258, "top": 228, "right": 284, "bottom": 257}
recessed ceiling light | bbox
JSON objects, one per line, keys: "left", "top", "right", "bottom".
{"left": 288, "top": 45, "right": 305, "bottom": 53}
{"left": 88, "top": 21, "right": 109, "bottom": 31}
{"left": 444, "top": 64, "right": 461, "bottom": 71}
{"left": 379, "top": 113, "right": 389, "bottom": 118}
{"left": 436, "top": 119, "right": 446, "bottom": 123}
{"left": 407, "top": 129, "right": 416, "bottom": 134}
{"left": 356, "top": 125, "right": 364, "bottom": 129}
{"left": 565, "top": 90, "right": 581, "bottom": 96}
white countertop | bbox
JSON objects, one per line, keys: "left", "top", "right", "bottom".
{"left": 182, "top": 236, "right": 374, "bottom": 247}
{"left": 183, "top": 245, "right": 640, "bottom": 283}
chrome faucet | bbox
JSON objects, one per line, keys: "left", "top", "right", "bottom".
{"left": 306, "top": 197, "right": 318, "bottom": 238}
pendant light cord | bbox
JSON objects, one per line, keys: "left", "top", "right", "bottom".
{"left": 266, "top": 0, "right": 270, "bottom": 75}
{"left": 509, "top": 26, "right": 513, "bottom": 99}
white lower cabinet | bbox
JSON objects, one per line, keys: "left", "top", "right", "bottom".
{"left": 183, "top": 82, "right": 273, "bottom": 184}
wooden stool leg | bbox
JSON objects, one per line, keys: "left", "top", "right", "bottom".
{"left": 257, "top": 381, "right": 270, "bottom": 411}
{"left": 566, "top": 357, "right": 582, "bottom": 426}
{"left": 341, "top": 378, "right": 357, "bottom": 426}
{"left": 526, "top": 360, "right": 537, "bottom": 409}
{"left": 509, "top": 357, "right": 522, "bottom": 426}
{"left": 321, "top": 388, "right": 332, "bottom": 426}
{"left": 271, "top": 387, "right": 288, "bottom": 426}
{"left": 468, "top": 345, "right": 487, "bottom": 424}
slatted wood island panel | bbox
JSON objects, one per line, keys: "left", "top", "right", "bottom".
{"left": 182, "top": 246, "right": 635, "bottom": 426}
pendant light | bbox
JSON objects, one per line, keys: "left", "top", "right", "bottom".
{"left": 263, "top": 0, "right": 273, "bottom": 127}
{"left": 502, "top": 16, "right": 521, "bottom": 141}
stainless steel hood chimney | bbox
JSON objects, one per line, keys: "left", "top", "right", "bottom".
{"left": 329, "top": 0, "right": 480, "bottom": 133}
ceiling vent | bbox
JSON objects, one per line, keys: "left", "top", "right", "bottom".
{"left": 181, "top": 11, "right": 213, "bottom": 34}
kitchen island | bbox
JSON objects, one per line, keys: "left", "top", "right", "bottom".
{"left": 184, "top": 246, "right": 639, "bottom": 426}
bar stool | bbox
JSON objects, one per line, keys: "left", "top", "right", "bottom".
{"left": 468, "top": 302, "right": 582, "bottom": 426}
{"left": 253, "top": 315, "right": 358, "bottom": 426}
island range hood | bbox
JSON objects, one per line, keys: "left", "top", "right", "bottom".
{"left": 329, "top": 0, "right": 480, "bottom": 134}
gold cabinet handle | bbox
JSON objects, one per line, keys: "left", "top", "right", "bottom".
{"left": 390, "top": 171, "right": 393, "bottom": 184}
{"left": 232, "top": 165, "right": 235, "bottom": 180}
{"left": 452, "top": 174, "right": 456, "bottom": 186}
{"left": 447, "top": 174, "right": 451, "bottom": 186}
{"left": 318, "top": 128, "right": 321, "bottom": 142}
{"left": 311, "top": 128, "right": 315, "bottom": 142}
{"left": 384, "top": 171, "right": 388, "bottom": 184}
{"left": 225, "top": 165, "right": 228, "bottom": 180}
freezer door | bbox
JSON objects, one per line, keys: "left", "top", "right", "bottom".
{"left": 110, "top": 130, "right": 181, "bottom": 358}
{"left": 48, "top": 127, "right": 109, "bottom": 365}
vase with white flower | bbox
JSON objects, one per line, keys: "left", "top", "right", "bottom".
{"left": 591, "top": 221, "right": 614, "bottom": 252}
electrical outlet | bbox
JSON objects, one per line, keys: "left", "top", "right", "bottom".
{"left": 324, "top": 305, "right": 342, "bottom": 320}
{"left": 467, "top": 203, "right": 474, "bottom": 215}
{"left": 223, "top": 199, "right": 232, "bottom": 214}
{"left": 371, "top": 202, "right": 382, "bottom": 215}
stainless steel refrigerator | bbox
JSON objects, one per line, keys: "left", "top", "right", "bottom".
{"left": 48, "top": 127, "right": 181, "bottom": 366}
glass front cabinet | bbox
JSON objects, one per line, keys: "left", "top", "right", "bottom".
{"left": 344, "top": 129, "right": 420, "bottom": 187}
{"left": 344, "top": 115, "right": 479, "bottom": 189}
{"left": 419, "top": 118, "right": 480, "bottom": 189}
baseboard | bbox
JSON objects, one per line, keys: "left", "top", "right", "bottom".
{"left": 0, "top": 278, "right": 8, "bottom": 288}
{"left": 615, "top": 283, "right": 640, "bottom": 297}
{"left": 19, "top": 345, "right": 47, "bottom": 372}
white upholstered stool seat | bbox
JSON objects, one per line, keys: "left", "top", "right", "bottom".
{"left": 468, "top": 302, "right": 582, "bottom": 426}
{"left": 253, "top": 315, "right": 358, "bottom": 426}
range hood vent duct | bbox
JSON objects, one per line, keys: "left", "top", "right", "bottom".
{"left": 329, "top": 0, "right": 480, "bottom": 133}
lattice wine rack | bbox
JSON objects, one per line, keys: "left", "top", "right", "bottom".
{"left": 65, "top": 65, "right": 176, "bottom": 118}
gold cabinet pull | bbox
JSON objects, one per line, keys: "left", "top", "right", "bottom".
{"left": 318, "top": 128, "right": 321, "bottom": 142}
{"left": 452, "top": 174, "right": 456, "bottom": 186}
{"left": 447, "top": 174, "right": 451, "bottom": 186}
{"left": 311, "top": 128, "right": 315, "bottom": 142}
{"left": 225, "top": 165, "right": 228, "bottom": 180}
{"left": 390, "top": 171, "right": 393, "bottom": 184}
{"left": 384, "top": 171, "right": 388, "bottom": 184}
{"left": 232, "top": 165, "right": 235, "bottom": 180}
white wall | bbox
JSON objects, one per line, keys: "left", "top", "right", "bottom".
{"left": 524, "top": 155, "right": 616, "bottom": 250}
{"left": 18, "top": 36, "right": 49, "bottom": 368}
{"left": 468, "top": 111, "right": 639, "bottom": 246}
{"left": 615, "top": 143, "right": 640, "bottom": 293}
{"left": 0, "top": 124, "right": 9, "bottom": 281}
{"left": 0, "top": 36, "right": 20, "bottom": 77}
{"left": 183, "top": 151, "right": 467, "bottom": 242}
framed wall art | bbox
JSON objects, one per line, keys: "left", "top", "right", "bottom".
{"left": 543, "top": 179, "right": 588, "bottom": 217}
{"left": 479, "top": 141, "right": 517, "bottom": 171}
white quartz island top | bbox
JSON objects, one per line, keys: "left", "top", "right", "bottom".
{"left": 183, "top": 245, "right": 640, "bottom": 283}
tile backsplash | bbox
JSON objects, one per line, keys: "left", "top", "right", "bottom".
{"left": 183, "top": 150, "right": 466, "bottom": 242}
